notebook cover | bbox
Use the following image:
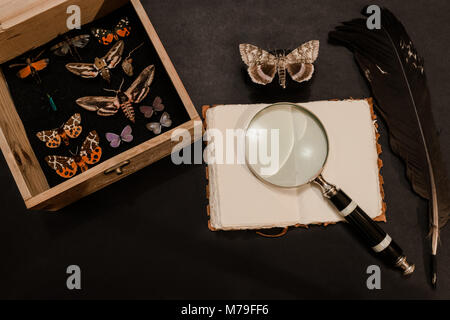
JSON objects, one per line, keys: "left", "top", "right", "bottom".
{"left": 202, "top": 98, "right": 386, "bottom": 233}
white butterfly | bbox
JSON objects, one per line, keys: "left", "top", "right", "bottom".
{"left": 146, "top": 112, "right": 172, "bottom": 135}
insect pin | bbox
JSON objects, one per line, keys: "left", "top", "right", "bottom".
{"left": 36, "top": 113, "right": 82, "bottom": 148}
{"left": 76, "top": 64, "right": 155, "bottom": 123}
{"left": 139, "top": 96, "right": 164, "bottom": 118}
{"left": 106, "top": 125, "right": 133, "bottom": 148}
{"left": 50, "top": 34, "right": 90, "bottom": 60}
{"left": 92, "top": 17, "right": 131, "bottom": 45}
{"left": 146, "top": 112, "right": 172, "bottom": 135}
{"left": 122, "top": 42, "right": 144, "bottom": 77}
{"left": 45, "top": 131, "right": 102, "bottom": 179}
{"left": 239, "top": 40, "right": 319, "bottom": 88}
{"left": 65, "top": 40, "right": 124, "bottom": 83}
{"left": 9, "top": 50, "right": 49, "bottom": 84}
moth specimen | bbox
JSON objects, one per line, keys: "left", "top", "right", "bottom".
{"left": 50, "top": 34, "right": 90, "bottom": 60}
{"left": 76, "top": 64, "right": 155, "bottom": 123}
{"left": 65, "top": 40, "right": 124, "bottom": 83}
{"left": 146, "top": 112, "right": 172, "bottom": 135}
{"left": 9, "top": 50, "right": 57, "bottom": 111}
{"left": 239, "top": 40, "right": 319, "bottom": 88}
{"left": 36, "top": 113, "right": 82, "bottom": 148}
{"left": 106, "top": 125, "right": 133, "bottom": 148}
{"left": 122, "top": 42, "right": 144, "bottom": 77}
{"left": 139, "top": 96, "right": 164, "bottom": 118}
{"left": 9, "top": 50, "right": 49, "bottom": 84}
{"left": 92, "top": 17, "right": 131, "bottom": 45}
{"left": 45, "top": 130, "right": 102, "bottom": 179}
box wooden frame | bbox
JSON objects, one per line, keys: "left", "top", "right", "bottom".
{"left": 0, "top": 0, "right": 201, "bottom": 210}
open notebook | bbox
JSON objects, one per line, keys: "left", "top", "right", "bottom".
{"left": 204, "top": 99, "right": 385, "bottom": 231}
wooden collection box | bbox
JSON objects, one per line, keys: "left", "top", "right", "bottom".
{"left": 0, "top": 0, "right": 201, "bottom": 210}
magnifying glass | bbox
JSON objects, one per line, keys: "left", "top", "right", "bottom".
{"left": 245, "top": 102, "right": 414, "bottom": 275}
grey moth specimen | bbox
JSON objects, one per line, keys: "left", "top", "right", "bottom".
{"left": 66, "top": 40, "right": 124, "bottom": 83}
{"left": 239, "top": 40, "right": 319, "bottom": 88}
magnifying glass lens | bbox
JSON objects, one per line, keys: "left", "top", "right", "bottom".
{"left": 245, "top": 104, "right": 328, "bottom": 187}
{"left": 244, "top": 103, "right": 414, "bottom": 274}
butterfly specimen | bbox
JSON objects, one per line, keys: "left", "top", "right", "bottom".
{"left": 76, "top": 64, "right": 155, "bottom": 123}
{"left": 122, "top": 42, "right": 144, "bottom": 77}
{"left": 9, "top": 50, "right": 49, "bottom": 84}
{"left": 139, "top": 96, "right": 164, "bottom": 118}
{"left": 50, "top": 34, "right": 90, "bottom": 60}
{"left": 106, "top": 125, "right": 133, "bottom": 148}
{"left": 239, "top": 40, "right": 319, "bottom": 88}
{"left": 36, "top": 113, "right": 82, "bottom": 148}
{"left": 146, "top": 112, "right": 172, "bottom": 135}
{"left": 65, "top": 40, "right": 124, "bottom": 83}
{"left": 45, "top": 131, "right": 102, "bottom": 179}
{"left": 92, "top": 17, "right": 131, "bottom": 45}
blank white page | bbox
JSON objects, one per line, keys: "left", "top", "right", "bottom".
{"left": 206, "top": 100, "right": 382, "bottom": 230}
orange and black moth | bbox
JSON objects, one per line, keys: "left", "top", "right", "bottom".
{"left": 9, "top": 50, "right": 49, "bottom": 83}
{"left": 36, "top": 113, "right": 82, "bottom": 148}
{"left": 45, "top": 130, "right": 102, "bottom": 179}
{"left": 91, "top": 17, "right": 131, "bottom": 45}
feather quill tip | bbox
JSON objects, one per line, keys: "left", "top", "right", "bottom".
{"left": 431, "top": 254, "right": 437, "bottom": 288}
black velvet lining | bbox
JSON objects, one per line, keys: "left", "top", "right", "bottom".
{"left": 1, "top": 3, "right": 190, "bottom": 187}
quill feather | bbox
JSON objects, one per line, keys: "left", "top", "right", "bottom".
{"left": 329, "top": 8, "right": 450, "bottom": 286}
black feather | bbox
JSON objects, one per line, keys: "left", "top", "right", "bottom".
{"left": 329, "top": 7, "right": 450, "bottom": 286}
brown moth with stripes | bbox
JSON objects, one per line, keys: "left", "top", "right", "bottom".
{"left": 76, "top": 65, "right": 155, "bottom": 123}
{"left": 239, "top": 40, "right": 319, "bottom": 88}
{"left": 65, "top": 40, "right": 124, "bottom": 83}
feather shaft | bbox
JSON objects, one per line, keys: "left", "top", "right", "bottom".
{"left": 329, "top": 7, "right": 450, "bottom": 286}
{"left": 378, "top": 27, "right": 440, "bottom": 259}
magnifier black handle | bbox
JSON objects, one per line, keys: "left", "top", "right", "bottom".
{"left": 314, "top": 175, "right": 414, "bottom": 275}
{"left": 329, "top": 189, "right": 414, "bottom": 275}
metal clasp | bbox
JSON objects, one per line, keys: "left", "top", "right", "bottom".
{"left": 104, "top": 160, "right": 130, "bottom": 175}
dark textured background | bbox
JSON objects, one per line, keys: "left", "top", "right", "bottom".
{"left": 0, "top": 0, "right": 449, "bottom": 299}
